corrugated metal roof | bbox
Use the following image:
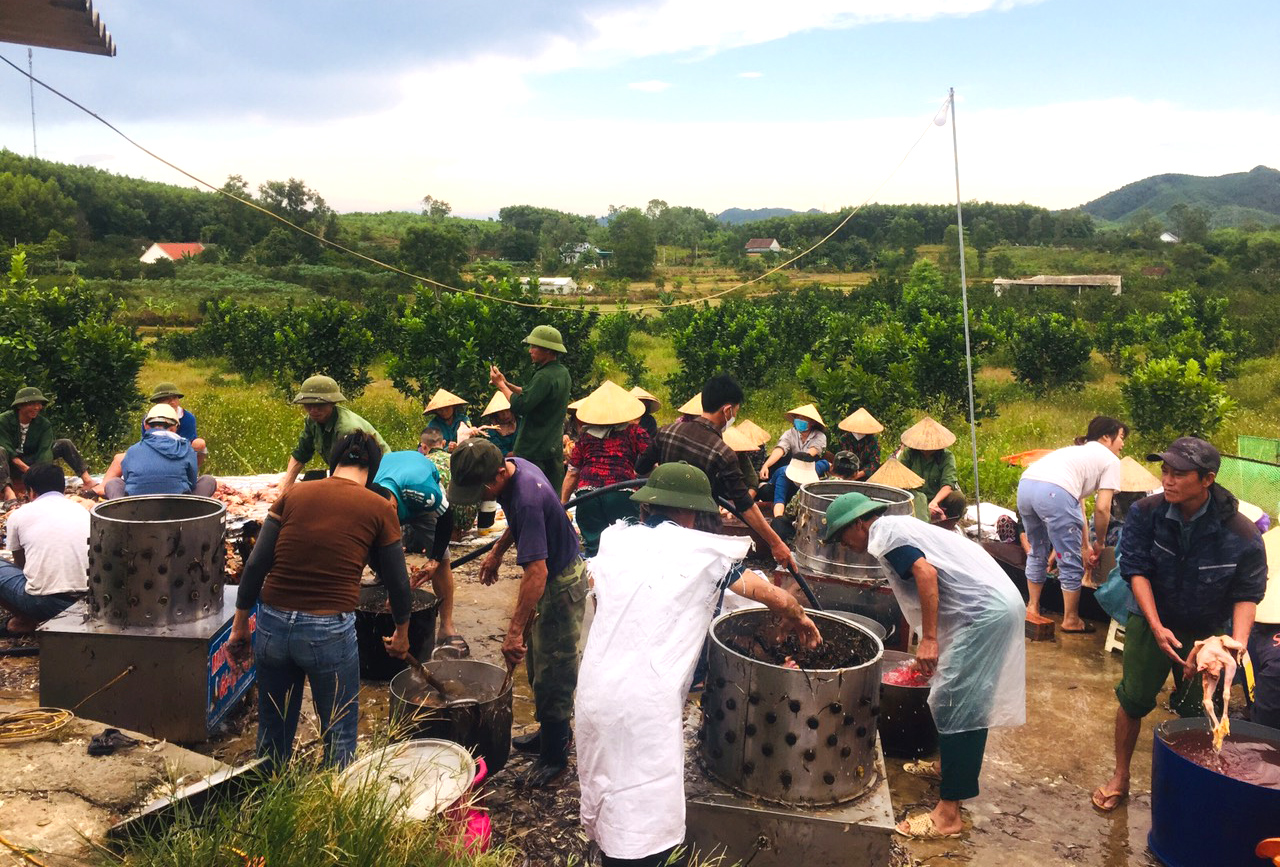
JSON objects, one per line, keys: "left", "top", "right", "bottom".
{"left": 1, "top": 0, "right": 116, "bottom": 57}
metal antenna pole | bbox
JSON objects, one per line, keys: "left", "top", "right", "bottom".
{"left": 949, "top": 87, "right": 981, "bottom": 530}
{"left": 28, "top": 49, "right": 38, "bottom": 158}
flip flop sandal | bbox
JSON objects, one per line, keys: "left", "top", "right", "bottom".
{"left": 895, "top": 812, "right": 961, "bottom": 840}
{"left": 1061, "top": 622, "right": 1098, "bottom": 634}
{"left": 1091, "top": 787, "right": 1128, "bottom": 812}
{"left": 903, "top": 760, "right": 942, "bottom": 781}
{"left": 87, "top": 728, "right": 140, "bottom": 756}
{"left": 433, "top": 634, "right": 471, "bottom": 659}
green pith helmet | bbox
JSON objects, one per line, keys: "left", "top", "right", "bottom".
{"left": 149, "top": 381, "right": 184, "bottom": 402}
{"left": 524, "top": 324, "right": 567, "bottom": 354}
{"left": 11, "top": 386, "right": 49, "bottom": 408}
{"left": 821, "top": 492, "right": 888, "bottom": 543}
{"left": 292, "top": 375, "right": 346, "bottom": 405}
{"left": 631, "top": 462, "right": 719, "bottom": 514}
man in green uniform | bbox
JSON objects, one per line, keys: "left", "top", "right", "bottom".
{"left": 0, "top": 387, "right": 98, "bottom": 506}
{"left": 278, "top": 375, "right": 389, "bottom": 495}
{"left": 490, "top": 325, "right": 572, "bottom": 490}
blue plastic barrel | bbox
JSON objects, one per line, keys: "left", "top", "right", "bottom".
{"left": 1150, "top": 718, "right": 1280, "bottom": 867}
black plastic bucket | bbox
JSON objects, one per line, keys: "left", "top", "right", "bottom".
{"left": 878, "top": 649, "right": 938, "bottom": 758}
{"left": 355, "top": 586, "right": 438, "bottom": 680}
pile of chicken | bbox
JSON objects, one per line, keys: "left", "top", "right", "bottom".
{"left": 1186, "top": 635, "right": 1249, "bottom": 751}
{"left": 213, "top": 482, "right": 278, "bottom": 520}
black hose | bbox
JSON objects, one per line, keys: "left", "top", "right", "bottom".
{"left": 450, "top": 478, "right": 648, "bottom": 569}
{"left": 714, "top": 496, "right": 823, "bottom": 611}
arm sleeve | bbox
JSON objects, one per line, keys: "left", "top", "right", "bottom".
{"left": 511, "top": 505, "right": 550, "bottom": 567}
{"left": 236, "top": 515, "right": 281, "bottom": 610}
{"left": 0, "top": 419, "right": 15, "bottom": 455}
{"left": 1230, "top": 539, "right": 1269, "bottom": 604}
{"left": 720, "top": 449, "right": 755, "bottom": 513}
{"left": 884, "top": 545, "right": 926, "bottom": 580}
{"left": 1118, "top": 500, "right": 1154, "bottom": 582}
{"left": 187, "top": 454, "right": 198, "bottom": 489}
{"left": 630, "top": 423, "right": 651, "bottom": 457}
{"left": 940, "top": 452, "right": 960, "bottom": 489}
{"left": 370, "top": 540, "right": 413, "bottom": 624}
{"left": 568, "top": 438, "right": 586, "bottom": 471}
{"left": 635, "top": 434, "right": 660, "bottom": 475}
{"left": 508, "top": 368, "right": 550, "bottom": 418}
{"left": 291, "top": 424, "right": 315, "bottom": 463}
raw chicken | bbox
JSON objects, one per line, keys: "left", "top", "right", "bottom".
{"left": 1186, "top": 635, "right": 1246, "bottom": 751}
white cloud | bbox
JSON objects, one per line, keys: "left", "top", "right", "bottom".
{"left": 737, "top": 71, "right": 764, "bottom": 78}
{"left": 628, "top": 79, "right": 672, "bottom": 92}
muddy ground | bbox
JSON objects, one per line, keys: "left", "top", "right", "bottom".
{"left": 1, "top": 540, "right": 1207, "bottom": 866}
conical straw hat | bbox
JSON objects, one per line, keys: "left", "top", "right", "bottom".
{"left": 424, "top": 388, "right": 467, "bottom": 415}
{"left": 735, "top": 419, "right": 771, "bottom": 447}
{"left": 629, "top": 386, "right": 661, "bottom": 410}
{"left": 568, "top": 397, "right": 585, "bottom": 411}
{"left": 481, "top": 391, "right": 510, "bottom": 418}
{"left": 1257, "top": 528, "right": 1280, "bottom": 623}
{"left": 785, "top": 459, "right": 820, "bottom": 487}
{"left": 1117, "top": 456, "right": 1160, "bottom": 493}
{"left": 677, "top": 394, "right": 703, "bottom": 416}
{"left": 867, "top": 457, "right": 926, "bottom": 490}
{"left": 838, "top": 407, "right": 884, "bottom": 435}
{"left": 577, "top": 380, "right": 646, "bottom": 426}
{"left": 786, "top": 403, "right": 825, "bottom": 428}
{"left": 722, "top": 426, "right": 757, "bottom": 452}
{"left": 900, "top": 415, "right": 956, "bottom": 450}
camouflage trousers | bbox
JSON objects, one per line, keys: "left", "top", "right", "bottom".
{"left": 525, "top": 557, "right": 587, "bottom": 723}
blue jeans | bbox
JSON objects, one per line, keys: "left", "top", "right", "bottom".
{"left": 0, "top": 562, "right": 78, "bottom": 623}
{"left": 1017, "top": 479, "right": 1085, "bottom": 592}
{"left": 253, "top": 604, "right": 360, "bottom": 769}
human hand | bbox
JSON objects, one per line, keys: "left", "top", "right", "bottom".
{"left": 1152, "top": 624, "right": 1184, "bottom": 666}
{"left": 759, "top": 466, "right": 770, "bottom": 481}
{"left": 771, "top": 541, "right": 797, "bottom": 573}
{"left": 502, "top": 630, "right": 527, "bottom": 667}
{"left": 479, "top": 552, "right": 502, "bottom": 585}
{"left": 928, "top": 503, "right": 945, "bottom": 521}
{"left": 915, "top": 637, "right": 940, "bottom": 676}
{"left": 411, "top": 561, "right": 438, "bottom": 590}
{"left": 489, "top": 365, "right": 505, "bottom": 387}
{"left": 786, "top": 613, "right": 822, "bottom": 649}
{"left": 227, "top": 626, "right": 253, "bottom": 671}
{"left": 383, "top": 629, "right": 410, "bottom": 659}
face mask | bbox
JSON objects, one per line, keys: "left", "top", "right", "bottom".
{"left": 721, "top": 413, "right": 736, "bottom": 433}
{"left": 853, "top": 432, "right": 866, "bottom": 441}
{"left": 793, "top": 419, "right": 809, "bottom": 432}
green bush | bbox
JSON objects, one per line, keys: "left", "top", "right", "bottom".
{"left": 1121, "top": 353, "right": 1235, "bottom": 441}
{"left": 0, "top": 252, "right": 146, "bottom": 448}
{"left": 596, "top": 309, "right": 646, "bottom": 386}
{"left": 1009, "top": 312, "right": 1093, "bottom": 394}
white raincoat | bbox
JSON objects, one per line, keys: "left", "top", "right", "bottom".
{"left": 576, "top": 519, "right": 752, "bottom": 860}
{"left": 868, "top": 515, "right": 1026, "bottom": 734}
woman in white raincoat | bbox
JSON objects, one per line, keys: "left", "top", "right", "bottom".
{"left": 824, "top": 492, "right": 1025, "bottom": 840}
{"left": 576, "top": 462, "right": 820, "bottom": 867}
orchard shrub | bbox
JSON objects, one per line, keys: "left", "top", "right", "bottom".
{"left": 1009, "top": 312, "right": 1093, "bottom": 394}
{"left": 1121, "top": 353, "right": 1235, "bottom": 441}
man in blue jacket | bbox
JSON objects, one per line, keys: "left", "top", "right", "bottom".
{"left": 104, "top": 404, "right": 216, "bottom": 498}
{"left": 1092, "top": 437, "right": 1265, "bottom": 812}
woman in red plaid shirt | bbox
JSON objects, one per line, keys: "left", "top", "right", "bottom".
{"left": 562, "top": 382, "right": 651, "bottom": 557}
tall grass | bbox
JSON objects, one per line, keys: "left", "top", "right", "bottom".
{"left": 105, "top": 756, "right": 519, "bottom": 867}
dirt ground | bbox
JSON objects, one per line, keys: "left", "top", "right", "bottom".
{"left": 0, "top": 541, "right": 1204, "bottom": 866}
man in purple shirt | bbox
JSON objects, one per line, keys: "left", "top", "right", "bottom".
{"left": 450, "top": 438, "right": 585, "bottom": 788}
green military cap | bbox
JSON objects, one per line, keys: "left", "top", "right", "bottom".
{"left": 149, "top": 381, "right": 184, "bottom": 402}
{"left": 523, "top": 324, "right": 567, "bottom": 354}
{"left": 292, "top": 375, "right": 346, "bottom": 405}
{"left": 448, "top": 438, "right": 505, "bottom": 505}
{"left": 821, "top": 492, "right": 888, "bottom": 543}
{"left": 631, "top": 462, "right": 719, "bottom": 514}
{"left": 11, "top": 387, "right": 50, "bottom": 408}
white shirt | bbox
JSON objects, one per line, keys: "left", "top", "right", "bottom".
{"left": 1021, "top": 440, "right": 1122, "bottom": 501}
{"left": 5, "top": 492, "right": 91, "bottom": 596}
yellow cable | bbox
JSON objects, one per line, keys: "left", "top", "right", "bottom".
{"left": 0, "top": 831, "right": 51, "bottom": 867}
{"left": 0, "top": 52, "right": 945, "bottom": 313}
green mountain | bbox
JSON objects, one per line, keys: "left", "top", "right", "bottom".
{"left": 717, "top": 206, "right": 824, "bottom": 225}
{"left": 1080, "top": 165, "right": 1280, "bottom": 228}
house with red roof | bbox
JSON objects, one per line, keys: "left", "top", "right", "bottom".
{"left": 140, "top": 242, "right": 205, "bottom": 263}
{"left": 744, "top": 238, "right": 781, "bottom": 255}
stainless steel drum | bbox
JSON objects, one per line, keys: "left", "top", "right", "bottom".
{"left": 793, "top": 481, "right": 914, "bottom": 582}
{"left": 700, "top": 609, "right": 884, "bottom": 806}
{"left": 87, "top": 496, "right": 227, "bottom": 627}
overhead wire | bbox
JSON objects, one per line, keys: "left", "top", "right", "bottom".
{"left": 0, "top": 52, "right": 946, "bottom": 313}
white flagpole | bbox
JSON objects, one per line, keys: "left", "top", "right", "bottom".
{"left": 948, "top": 87, "right": 982, "bottom": 531}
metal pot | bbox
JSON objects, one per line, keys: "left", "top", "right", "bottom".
{"left": 878, "top": 649, "right": 938, "bottom": 758}
{"left": 700, "top": 609, "right": 884, "bottom": 806}
{"left": 355, "top": 586, "right": 438, "bottom": 680}
{"left": 389, "top": 659, "right": 513, "bottom": 774}
{"left": 826, "top": 610, "right": 887, "bottom": 642}
{"left": 792, "top": 481, "right": 914, "bottom": 583}
{"left": 87, "top": 496, "right": 227, "bottom": 627}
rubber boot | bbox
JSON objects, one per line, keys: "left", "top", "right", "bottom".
{"left": 524, "top": 718, "right": 571, "bottom": 788}
{"left": 512, "top": 728, "right": 541, "bottom": 753}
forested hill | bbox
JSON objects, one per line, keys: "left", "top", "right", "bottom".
{"left": 717, "top": 207, "right": 823, "bottom": 224}
{"left": 1080, "top": 165, "right": 1280, "bottom": 227}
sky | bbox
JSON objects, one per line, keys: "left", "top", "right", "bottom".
{"left": 1, "top": 0, "right": 1277, "bottom": 218}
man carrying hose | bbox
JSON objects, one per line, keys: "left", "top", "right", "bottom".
{"left": 449, "top": 437, "right": 585, "bottom": 787}
{"left": 577, "top": 463, "right": 820, "bottom": 867}
{"left": 826, "top": 492, "right": 1025, "bottom": 839}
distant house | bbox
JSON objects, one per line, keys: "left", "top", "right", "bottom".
{"left": 745, "top": 238, "right": 781, "bottom": 255}
{"left": 1159, "top": 231, "right": 1180, "bottom": 244}
{"left": 529, "top": 277, "right": 587, "bottom": 295}
{"left": 140, "top": 242, "right": 205, "bottom": 263}
{"left": 991, "top": 274, "right": 1122, "bottom": 297}
{"left": 1142, "top": 266, "right": 1169, "bottom": 278}
{"left": 561, "top": 242, "right": 601, "bottom": 266}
